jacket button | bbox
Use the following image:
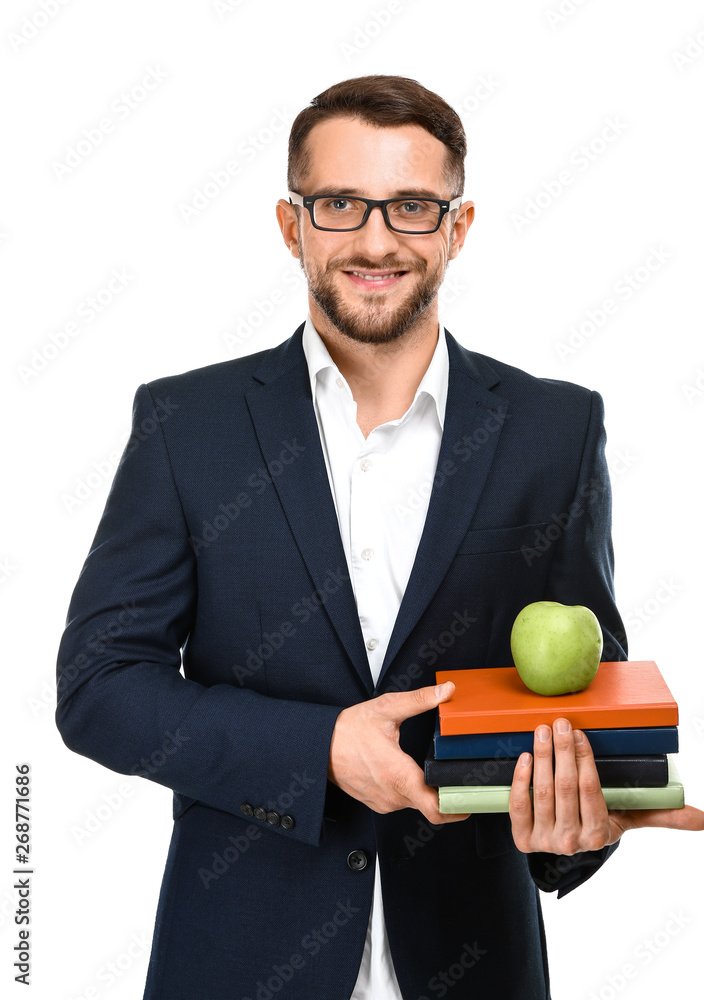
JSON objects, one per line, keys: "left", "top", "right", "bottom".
{"left": 254, "top": 806, "right": 267, "bottom": 822}
{"left": 347, "top": 850, "right": 369, "bottom": 871}
{"left": 280, "top": 814, "right": 295, "bottom": 831}
{"left": 266, "top": 811, "right": 280, "bottom": 826}
{"left": 240, "top": 803, "right": 254, "bottom": 817}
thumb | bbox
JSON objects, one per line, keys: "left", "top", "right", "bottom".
{"left": 632, "top": 805, "right": 704, "bottom": 832}
{"left": 377, "top": 680, "right": 456, "bottom": 724}
{"left": 609, "top": 804, "right": 704, "bottom": 838}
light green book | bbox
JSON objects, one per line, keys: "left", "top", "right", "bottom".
{"left": 438, "top": 754, "right": 684, "bottom": 814}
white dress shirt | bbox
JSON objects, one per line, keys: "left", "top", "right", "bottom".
{"left": 301, "top": 312, "right": 449, "bottom": 1000}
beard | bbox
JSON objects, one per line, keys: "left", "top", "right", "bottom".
{"left": 297, "top": 237, "right": 450, "bottom": 346}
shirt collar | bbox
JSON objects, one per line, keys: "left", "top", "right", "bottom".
{"left": 301, "top": 312, "right": 449, "bottom": 431}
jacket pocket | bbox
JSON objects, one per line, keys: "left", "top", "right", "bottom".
{"left": 455, "top": 521, "right": 548, "bottom": 555}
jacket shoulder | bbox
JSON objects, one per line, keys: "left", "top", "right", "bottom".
{"left": 470, "top": 348, "right": 595, "bottom": 401}
{"left": 142, "top": 347, "right": 274, "bottom": 402}
{"left": 457, "top": 345, "right": 601, "bottom": 429}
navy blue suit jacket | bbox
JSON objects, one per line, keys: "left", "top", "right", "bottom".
{"left": 56, "top": 323, "right": 627, "bottom": 1000}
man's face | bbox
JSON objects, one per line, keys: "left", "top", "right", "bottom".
{"left": 285, "top": 116, "right": 471, "bottom": 346}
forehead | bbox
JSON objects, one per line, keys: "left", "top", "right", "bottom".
{"left": 301, "top": 116, "right": 450, "bottom": 196}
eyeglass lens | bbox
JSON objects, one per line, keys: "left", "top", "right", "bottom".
{"left": 313, "top": 197, "right": 441, "bottom": 232}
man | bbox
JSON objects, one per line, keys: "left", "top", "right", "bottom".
{"left": 56, "top": 75, "right": 704, "bottom": 999}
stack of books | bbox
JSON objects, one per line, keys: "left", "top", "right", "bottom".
{"left": 426, "top": 661, "right": 684, "bottom": 814}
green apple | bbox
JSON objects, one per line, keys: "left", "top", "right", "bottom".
{"left": 510, "top": 601, "right": 603, "bottom": 696}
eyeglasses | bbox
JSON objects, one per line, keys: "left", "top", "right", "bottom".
{"left": 288, "top": 191, "right": 462, "bottom": 235}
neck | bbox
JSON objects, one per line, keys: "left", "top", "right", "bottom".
{"left": 309, "top": 303, "right": 440, "bottom": 416}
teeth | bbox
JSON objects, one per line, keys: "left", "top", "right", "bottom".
{"left": 351, "top": 271, "right": 403, "bottom": 280}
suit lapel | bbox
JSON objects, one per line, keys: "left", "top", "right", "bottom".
{"left": 245, "top": 323, "right": 509, "bottom": 696}
{"left": 376, "top": 332, "right": 509, "bottom": 687}
{"left": 246, "top": 324, "right": 374, "bottom": 693}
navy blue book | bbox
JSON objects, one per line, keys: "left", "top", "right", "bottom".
{"left": 433, "top": 714, "right": 679, "bottom": 759}
{"left": 425, "top": 742, "right": 670, "bottom": 788}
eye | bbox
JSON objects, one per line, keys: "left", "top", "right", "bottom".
{"left": 389, "top": 200, "right": 434, "bottom": 217}
{"left": 323, "top": 198, "right": 354, "bottom": 212}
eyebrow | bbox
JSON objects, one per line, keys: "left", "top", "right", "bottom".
{"left": 310, "top": 187, "right": 445, "bottom": 199}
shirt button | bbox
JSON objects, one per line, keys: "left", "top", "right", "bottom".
{"left": 360, "top": 458, "right": 373, "bottom": 471}
{"left": 347, "top": 850, "right": 369, "bottom": 871}
{"left": 361, "top": 548, "right": 374, "bottom": 561}
{"left": 366, "top": 638, "right": 378, "bottom": 651}
{"left": 336, "top": 377, "right": 345, "bottom": 389}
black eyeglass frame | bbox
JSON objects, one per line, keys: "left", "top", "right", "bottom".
{"left": 288, "top": 190, "right": 463, "bottom": 235}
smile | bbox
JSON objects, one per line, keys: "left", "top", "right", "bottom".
{"left": 344, "top": 270, "right": 407, "bottom": 289}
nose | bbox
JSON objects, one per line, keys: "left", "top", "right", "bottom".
{"left": 350, "top": 204, "right": 402, "bottom": 258}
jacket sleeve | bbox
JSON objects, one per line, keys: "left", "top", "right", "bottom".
{"left": 526, "top": 388, "right": 628, "bottom": 897}
{"left": 55, "top": 383, "right": 343, "bottom": 848}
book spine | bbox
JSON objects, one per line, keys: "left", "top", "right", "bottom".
{"left": 434, "top": 728, "right": 679, "bottom": 759}
{"left": 437, "top": 757, "right": 683, "bottom": 814}
{"left": 439, "top": 705, "right": 678, "bottom": 736}
{"left": 426, "top": 755, "right": 669, "bottom": 788}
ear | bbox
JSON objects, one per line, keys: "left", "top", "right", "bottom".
{"left": 276, "top": 199, "right": 300, "bottom": 257}
{"left": 449, "top": 200, "right": 475, "bottom": 260}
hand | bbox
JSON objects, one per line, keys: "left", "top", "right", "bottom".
{"left": 328, "top": 681, "right": 471, "bottom": 826}
{"left": 509, "top": 718, "right": 704, "bottom": 855}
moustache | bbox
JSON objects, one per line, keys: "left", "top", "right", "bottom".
{"left": 327, "top": 259, "right": 426, "bottom": 274}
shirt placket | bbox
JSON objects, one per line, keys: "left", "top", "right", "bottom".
{"left": 350, "top": 427, "right": 398, "bottom": 684}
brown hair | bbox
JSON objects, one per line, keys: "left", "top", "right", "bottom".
{"left": 287, "top": 74, "right": 466, "bottom": 198}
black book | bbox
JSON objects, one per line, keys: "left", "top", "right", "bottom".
{"left": 424, "top": 743, "right": 670, "bottom": 788}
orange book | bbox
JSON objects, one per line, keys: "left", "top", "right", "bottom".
{"left": 436, "top": 661, "right": 678, "bottom": 736}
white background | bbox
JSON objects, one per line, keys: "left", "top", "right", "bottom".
{"left": 3, "top": 1, "right": 704, "bottom": 998}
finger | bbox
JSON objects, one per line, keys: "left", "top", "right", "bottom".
{"left": 508, "top": 751, "right": 535, "bottom": 851}
{"left": 572, "top": 729, "right": 611, "bottom": 849}
{"left": 375, "top": 681, "right": 456, "bottom": 724}
{"left": 530, "top": 724, "right": 555, "bottom": 845}
{"left": 552, "top": 718, "right": 581, "bottom": 852}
